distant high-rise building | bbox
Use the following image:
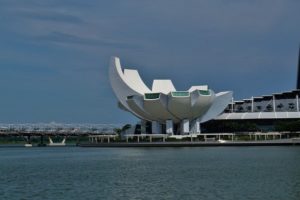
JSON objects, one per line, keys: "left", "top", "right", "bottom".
{"left": 297, "top": 46, "right": 300, "bottom": 89}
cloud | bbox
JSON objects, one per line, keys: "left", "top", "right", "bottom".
{"left": 19, "top": 11, "right": 84, "bottom": 24}
{"left": 33, "top": 31, "right": 140, "bottom": 50}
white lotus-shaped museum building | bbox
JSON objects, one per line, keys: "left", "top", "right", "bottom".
{"left": 109, "top": 57, "right": 232, "bottom": 135}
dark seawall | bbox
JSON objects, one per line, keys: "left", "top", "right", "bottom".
{"left": 79, "top": 139, "right": 300, "bottom": 148}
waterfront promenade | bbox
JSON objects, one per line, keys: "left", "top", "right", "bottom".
{"left": 81, "top": 138, "right": 300, "bottom": 147}
{"left": 1, "top": 123, "right": 300, "bottom": 147}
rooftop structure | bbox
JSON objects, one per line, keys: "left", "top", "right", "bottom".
{"left": 217, "top": 47, "right": 300, "bottom": 121}
{"left": 218, "top": 89, "right": 300, "bottom": 120}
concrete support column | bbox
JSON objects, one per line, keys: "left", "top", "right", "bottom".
{"left": 190, "top": 119, "right": 201, "bottom": 134}
{"left": 141, "top": 120, "right": 146, "bottom": 134}
{"left": 166, "top": 120, "right": 173, "bottom": 135}
{"left": 152, "top": 121, "right": 161, "bottom": 134}
{"left": 180, "top": 119, "right": 189, "bottom": 135}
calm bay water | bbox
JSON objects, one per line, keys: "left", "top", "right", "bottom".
{"left": 0, "top": 147, "right": 300, "bottom": 200}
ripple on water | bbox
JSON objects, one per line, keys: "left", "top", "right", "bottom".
{"left": 0, "top": 147, "right": 300, "bottom": 200}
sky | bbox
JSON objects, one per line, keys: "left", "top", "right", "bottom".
{"left": 0, "top": 0, "right": 300, "bottom": 124}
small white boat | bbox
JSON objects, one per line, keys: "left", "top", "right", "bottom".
{"left": 24, "top": 143, "right": 33, "bottom": 147}
{"left": 218, "top": 139, "right": 228, "bottom": 143}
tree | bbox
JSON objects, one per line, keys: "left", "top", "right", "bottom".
{"left": 237, "top": 106, "right": 244, "bottom": 112}
{"left": 288, "top": 103, "right": 295, "bottom": 110}
{"left": 113, "top": 128, "right": 122, "bottom": 140}
{"left": 266, "top": 104, "right": 273, "bottom": 112}
{"left": 121, "top": 124, "right": 132, "bottom": 132}
{"left": 256, "top": 106, "right": 262, "bottom": 111}
{"left": 277, "top": 103, "right": 284, "bottom": 111}
{"left": 114, "top": 128, "right": 122, "bottom": 135}
{"left": 247, "top": 106, "right": 252, "bottom": 112}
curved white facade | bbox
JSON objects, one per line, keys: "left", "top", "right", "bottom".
{"left": 109, "top": 56, "right": 233, "bottom": 134}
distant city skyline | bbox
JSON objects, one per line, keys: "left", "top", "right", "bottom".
{"left": 0, "top": 0, "right": 300, "bottom": 124}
